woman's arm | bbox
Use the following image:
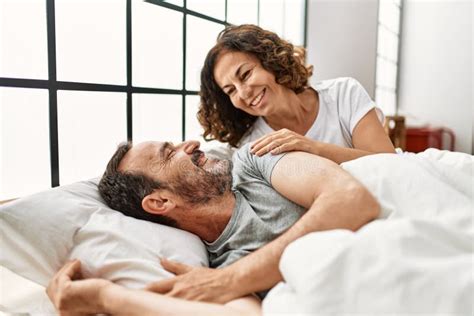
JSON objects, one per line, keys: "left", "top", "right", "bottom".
{"left": 250, "top": 109, "right": 395, "bottom": 164}
{"left": 314, "top": 109, "right": 395, "bottom": 163}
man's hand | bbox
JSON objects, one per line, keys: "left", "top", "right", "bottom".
{"left": 145, "top": 258, "right": 239, "bottom": 303}
{"left": 46, "top": 259, "right": 112, "bottom": 315}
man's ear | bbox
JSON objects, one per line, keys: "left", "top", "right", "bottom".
{"left": 142, "top": 190, "right": 177, "bottom": 215}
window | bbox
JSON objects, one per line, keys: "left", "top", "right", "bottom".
{"left": 375, "top": 0, "right": 402, "bottom": 115}
{"left": 0, "top": 0, "right": 307, "bottom": 199}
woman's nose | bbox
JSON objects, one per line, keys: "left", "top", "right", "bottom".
{"left": 238, "top": 84, "right": 252, "bottom": 101}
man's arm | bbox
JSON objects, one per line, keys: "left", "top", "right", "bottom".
{"left": 222, "top": 152, "right": 380, "bottom": 296}
{"left": 46, "top": 259, "right": 260, "bottom": 316}
{"left": 147, "top": 152, "right": 380, "bottom": 302}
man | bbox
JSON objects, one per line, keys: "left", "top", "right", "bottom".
{"left": 47, "top": 140, "right": 380, "bottom": 315}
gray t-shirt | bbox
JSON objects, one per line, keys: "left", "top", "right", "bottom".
{"left": 205, "top": 144, "right": 306, "bottom": 269}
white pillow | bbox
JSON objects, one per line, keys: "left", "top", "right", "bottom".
{"left": 0, "top": 179, "right": 208, "bottom": 288}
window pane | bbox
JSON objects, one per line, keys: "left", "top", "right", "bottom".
{"left": 376, "top": 87, "right": 396, "bottom": 116}
{"left": 283, "top": 0, "right": 305, "bottom": 46}
{"left": 187, "top": 0, "right": 225, "bottom": 21}
{"left": 259, "top": 0, "right": 284, "bottom": 37}
{"left": 55, "top": 0, "right": 126, "bottom": 84}
{"left": 227, "top": 0, "right": 258, "bottom": 25}
{"left": 185, "top": 95, "right": 225, "bottom": 150}
{"left": 133, "top": 94, "right": 182, "bottom": 144}
{"left": 379, "top": 0, "right": 400, "bottom": 34}
{"left": 377, "top": 27, "right": 388, "bottom": 59}
{"left": 133, "top": 0, "right": 183, "bottom": 89}
{"left": 57, "top": 91, "right": 127, "bottom": 185}
{"left": 0, "top": 88, "right": 50, "bottom": 199}
{"left": 377, "top": 27, "right": 399, "bottom": 62}
{"left": 186, "top": 17, "right": 224, "bottom": 91}
{"left": 381, "top": 59, "right": 397, "bottom": 89}
{"left": 185, "top": 95, "right": 203, "bottom": 141}
{"left": 0, "top": 0, "right": 48, "bottom": 79}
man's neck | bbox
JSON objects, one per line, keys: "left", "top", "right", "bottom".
{"left": 177, "top": 191, "right": 236, "bottom": 243}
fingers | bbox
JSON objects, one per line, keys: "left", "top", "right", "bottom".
{"left": 270, "top": 142, "right": 293, "bottom": 155}
{"left": 46, "top": 259, "right": 82, "bottom": 310}
{"left": 161, "top": 258, "right": 193, "bottom": 275}
{"left": 145, "top": 278, "right": 176, "bottom": 294}
{"left": 65, "top": 260, "right": 83, "bottom": 279}
{"left": 252, "top": 136, "right": 293, "bottom": 156}
{"left": 251, "top": 129, "right": 296, "bottom": 156}
{"left": 50, "top": 260, "right": 81, "bottom": 288}
{"left": 145, "top": 259, "right": 194, "bottom": 294}
{"left": 251, "top": 133, "right": 277, "bottom": 152}
{"left": 251, "top": 136, "right": 281, "bottom": 156}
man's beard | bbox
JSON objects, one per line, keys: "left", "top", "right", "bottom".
{"left": 168, "top": 158, "right": 233, "bottom": 206}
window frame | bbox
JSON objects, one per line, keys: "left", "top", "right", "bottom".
{"left": 375, "top": 0, "right": 403, "bottom": 116}
{"left": 0, "top": 0, "right": 308, "bottom": 188}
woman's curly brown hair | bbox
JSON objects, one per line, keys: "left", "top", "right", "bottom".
{"left": 198, "top": 24, "right": 313, "bottom": 147}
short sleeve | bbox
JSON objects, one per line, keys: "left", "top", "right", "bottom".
{"left": 343, "top": 78, "right": 384, "bottom": 133}
{"left": 232, "top": 143, "right": 286, "bottom": 186}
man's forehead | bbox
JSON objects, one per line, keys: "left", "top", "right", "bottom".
{"left": 118, "top": 141, "right": 166, "bottom": 171}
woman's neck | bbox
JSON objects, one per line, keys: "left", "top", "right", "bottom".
{"left": 265, "top": 87, "right": 319, "bottom": 135}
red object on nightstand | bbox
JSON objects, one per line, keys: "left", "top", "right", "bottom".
{"left": 405, "top": 127, "right": 455, "bottom": 153}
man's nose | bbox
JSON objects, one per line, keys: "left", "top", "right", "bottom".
{"left": 180, "top": 140, "right": 200, "bottom": 154}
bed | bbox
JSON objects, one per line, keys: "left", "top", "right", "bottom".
{"left": 1, "top": 149, "right": 473, "bottom": 315}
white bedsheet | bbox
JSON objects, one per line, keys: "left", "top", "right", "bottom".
{"left": 0, "top": 266, "right": 54, "bottom": 314}
{"left": 263, "top": 150, "right": 473, "bottom": 315}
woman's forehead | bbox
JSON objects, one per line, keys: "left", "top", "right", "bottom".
{"left": 214, "top": 51, "right": 258, "bottom": 86}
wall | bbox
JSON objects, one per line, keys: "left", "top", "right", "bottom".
{"left": 306, "top": 0, "right": 472, "bottom": 154}
{"left": 306, "top": 0, "right": 379, "bottom": 98}
{"left": 398, "top": 0, "right": 472, "bottom": 153}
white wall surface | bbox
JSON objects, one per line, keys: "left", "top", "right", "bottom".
{"left": 306, "top": 0, "right": 379, "bottom": 98}
{"left": 398, "top": 0, "right": 472, "bottom": 154}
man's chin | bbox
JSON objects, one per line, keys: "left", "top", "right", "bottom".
{"left": 204, "top": 158, "right": 232, "bottom": 174}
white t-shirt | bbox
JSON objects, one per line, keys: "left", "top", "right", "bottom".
{"left": 203, "top": 77, "right": 383, "bottom": 160}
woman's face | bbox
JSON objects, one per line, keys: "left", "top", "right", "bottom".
{"left": 213, "top": 51, "right": 286, "bottom": 117}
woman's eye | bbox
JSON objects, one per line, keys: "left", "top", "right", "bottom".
{"left": 242, "top": 70, "right": 251, "bottom": 80}
{"left": 227, "top": 88, "right": 235, "bottom": 95}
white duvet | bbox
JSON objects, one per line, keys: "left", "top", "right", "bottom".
{"left": 263, "top": 149, "right": 473, "bottom": 315}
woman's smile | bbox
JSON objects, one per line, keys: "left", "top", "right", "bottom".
{"left": 250, "top": 88, "right": 266, "bottom": 108}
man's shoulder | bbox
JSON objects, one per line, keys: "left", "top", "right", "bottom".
{"left": 232, "top": 143, "right": 256, "bottom": 176}
{"left": 233, "top": 143, "right": 252, "bottom": 163}
{"left": 232, "top": 144, "right": 286, "bottom": 185}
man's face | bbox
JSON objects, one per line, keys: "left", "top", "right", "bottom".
{"left": 118, "top": 140, "right": 233, "bottom": 205}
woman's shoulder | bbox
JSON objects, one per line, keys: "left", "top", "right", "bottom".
{"left": 313, "top": 77, "right": 361, "bottom": 92}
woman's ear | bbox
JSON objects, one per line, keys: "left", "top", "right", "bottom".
{"left": 142, "top": 190, "right": 177, "bottom": 215}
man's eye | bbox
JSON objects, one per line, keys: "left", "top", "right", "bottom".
{"left": 166, "top": 150, "right": 175, "bottom": 161}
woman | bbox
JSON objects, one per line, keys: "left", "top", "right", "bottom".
{"left": 198, "top": 24, "right": 395, "bottom": 163}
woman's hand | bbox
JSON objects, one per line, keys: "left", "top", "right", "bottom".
{"left": 250, "top": 128, "right": 318, "bottom": 156}
{"left": 46, "top": 259, "right": 112, "bottom": 316}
